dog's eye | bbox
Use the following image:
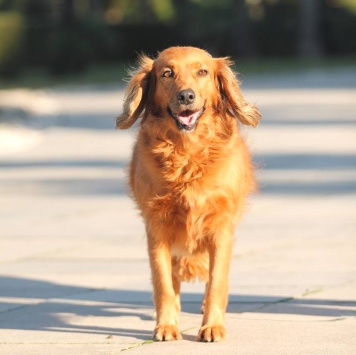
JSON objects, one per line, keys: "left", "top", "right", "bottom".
{"left": 198, "top": 69, "right": 208, "bottom": 77}
{"left": 162, "top": 69, "right": 174, "bottom": 78}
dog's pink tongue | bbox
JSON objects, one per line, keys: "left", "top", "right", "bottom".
{"left": 177, "top": 111, "right": 200, "bottom": 126}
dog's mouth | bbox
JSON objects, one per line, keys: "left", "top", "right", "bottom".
{"left": 167, "top": 106, "right": 205, "bottom": 132}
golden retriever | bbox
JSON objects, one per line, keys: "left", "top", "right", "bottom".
{"left": 116, "top": 46, "right": 261, "bottom": 342}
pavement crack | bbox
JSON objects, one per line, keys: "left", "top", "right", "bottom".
{"left": 0, "top": 304, "right": 29, "bottom": 316}
{"left": 327, "top": 317, "right": 346, "bottom": 322}
{"left": 120, "top": 339, "right": 154, "bottom": 352}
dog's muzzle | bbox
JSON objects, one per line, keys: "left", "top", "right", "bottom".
{"left": 168, "top": 106, "right": 205, "bottom": 132}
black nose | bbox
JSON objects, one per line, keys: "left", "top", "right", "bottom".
{"left": 178, "top": 89, "right": 195, "bottom": 105}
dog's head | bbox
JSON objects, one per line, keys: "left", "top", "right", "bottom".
{"left": 116, "top": 46, "right": 261, "bottom": 132}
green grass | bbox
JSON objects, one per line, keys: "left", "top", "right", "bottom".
{"left": 0, "top": 62, "right": 129, "bottom": 90}
{"left": 233, "top": 56, "right": 356, "bottom": 75}
{"left": 0, "top": 56, "right": 355, "bottom": 90}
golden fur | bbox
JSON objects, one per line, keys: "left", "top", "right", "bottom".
{"left": 117, "top": 46, "right": 261, "bottom": 342}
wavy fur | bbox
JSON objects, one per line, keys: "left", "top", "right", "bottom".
{"left": 117, "top": 46, "right": 261, "bottom": 342}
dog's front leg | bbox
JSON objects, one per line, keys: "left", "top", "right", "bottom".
{"left": 197, "top": 230, "right": 233, "bottom": 342}
{"left": 147, "top": 233, "right": 182, "bottom": 341}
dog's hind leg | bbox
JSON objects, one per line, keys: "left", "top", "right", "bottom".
{"left": 201, "top": 282, "right": 208, "bottom": 314}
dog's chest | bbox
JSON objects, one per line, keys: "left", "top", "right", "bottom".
{"left": 145, "top": 135, "right": 237, "bottom": 248}
{"left": 151, "top": 153, "right": 228, "bottom": 247}
{"left": 152, "top": 138, "right": 215, "bottom": 184}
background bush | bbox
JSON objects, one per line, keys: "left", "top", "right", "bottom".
{"left": 0, "top": 0, "right": 356, "bottom": 78}
{"left": 0, "top": 12, "right": 25, "bottom": 76}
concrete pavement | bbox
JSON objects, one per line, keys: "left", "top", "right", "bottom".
{"left": 0, "top": 68, "right": 356, "bottom": 354}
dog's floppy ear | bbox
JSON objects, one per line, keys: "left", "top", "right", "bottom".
{"left": 116, "top": 55, "right": 154, "bottom": 129}
{"left": 215, "top": 57, "right": 261, "bottom": 127}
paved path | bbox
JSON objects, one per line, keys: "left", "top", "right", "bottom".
{"left": 1, "top": 68, "right": 356, "bottom": 354}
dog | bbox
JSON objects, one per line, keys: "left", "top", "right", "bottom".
{"left": 116, "top": 46, "right": 261, "bottom": 342}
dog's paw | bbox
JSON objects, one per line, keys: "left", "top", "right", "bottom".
{"left": 153, "top": 324, "right": 182, "bottom": 341}
{"left": 197, "top": 324, "right": 226, "bottom": 342}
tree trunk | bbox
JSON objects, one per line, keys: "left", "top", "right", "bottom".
{"left": 60, "top": 0, "right": 75, "bottom": 27}
{"left": 299, "top": 0, "right": 323, "bottom": 58}
{"left": 231, "top": 0, "right": 254, "bottom": 58}
{"left": 89, "top": 0, "right": 103, "bottom": 20}
{"left": 138, "top": 0, "right": 156, "bottom": 23}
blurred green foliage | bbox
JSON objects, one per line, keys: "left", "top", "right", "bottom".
{"left": 0, "top": 0, "right": 355, "bottom": 78}
{"left": 0, "top": 12, "right": 24, "bottom": 76}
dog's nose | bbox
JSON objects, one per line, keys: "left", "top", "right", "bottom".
{"left": 178, "top": 89, "right": 195, "bottom": 105}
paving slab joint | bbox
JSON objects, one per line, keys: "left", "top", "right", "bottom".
{"left": 120, "top": 340, "right": 154, "bottom": 352}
